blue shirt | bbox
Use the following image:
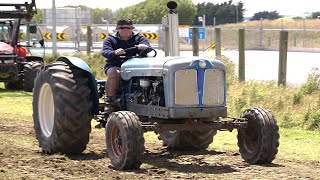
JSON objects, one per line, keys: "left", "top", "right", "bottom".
{"left": 101, "top": 32, "right": 151, "bottom": 71}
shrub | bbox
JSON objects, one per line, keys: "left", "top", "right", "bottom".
{"left": 235, "top": 97, "right": 247, "bottom": 112}
{"left": 300, "top": 68, "right": 320, "bottom": 95}
{"left": 293, "top": 91, "right": 303, "bottom": 105}
{"left": 304, "top": 109, "right": 320, "bottom": 130}
{"left": 217, "top": 55, "right": 237, "bottom": 89}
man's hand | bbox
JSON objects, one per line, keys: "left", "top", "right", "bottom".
{"left": 114, "top": 48, "right": 126, "bottom": 55}
{"left": 136, "top": 44, "right": 149, "bottom": 50}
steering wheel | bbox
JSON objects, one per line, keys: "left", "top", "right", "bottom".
{"left": 119, "top": 47, "right": 157, "bottom": 59}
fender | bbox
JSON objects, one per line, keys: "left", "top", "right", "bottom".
{"left": 55, "top": 56, "right": 100, "bottom": 114}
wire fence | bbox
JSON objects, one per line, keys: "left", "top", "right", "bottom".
{"left": 37, "top": 19, "right": 320, "bottom": 52}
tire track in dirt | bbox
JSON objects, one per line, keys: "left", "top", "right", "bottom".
{"left": 0, "top": 117, "right": 319, "bottom": 179}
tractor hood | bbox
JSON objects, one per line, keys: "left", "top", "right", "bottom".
{"left": 0, "top": 42, "right": 13, "bottom": 54}
{"left": 121, "top": 56, "right": 225, "bottom": 81}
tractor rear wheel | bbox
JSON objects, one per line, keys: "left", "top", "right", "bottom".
{"left": 159, "top": 128, "right": 217, "bottom": 151}
{"left": 105, "top": 111, "right": 145, "bottom": 170}
{"left": 237, "top": 108, "right": 280, "bottom": 164}
{"left": 33, "top": 61, "right": 93, "bottom": 154}
{"left": 23, "top": 61, "right": 42, "bottom": 92}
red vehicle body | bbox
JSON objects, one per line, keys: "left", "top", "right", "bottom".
{"left": 0, "top": 0, "right": 44, "bottom": 91}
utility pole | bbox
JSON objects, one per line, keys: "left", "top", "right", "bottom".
{"left": 101, "top": 17, "right": 109, "bottom": 35}
{"left": 202, "top": 15, "right": 206, "bottom": 27}
{"left": 236, "top": 4, "right": 238, "bottom": 23}
{"left": 202, "top": 15, "right": 205, "bottom": 51}
{"left": 52, "top": 0, "right": 57, "bottom": 56}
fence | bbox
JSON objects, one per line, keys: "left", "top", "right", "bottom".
{"left": 36, "top": 19, "right": 320, "bottom": 52}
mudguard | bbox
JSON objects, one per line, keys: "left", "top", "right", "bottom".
{"left": 57, "top": 56, "right": 92, "bottom": 73}
{"left": 56, "top": 56, "right": 100, "bottom": 114}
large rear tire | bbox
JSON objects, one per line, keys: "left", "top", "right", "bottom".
{"left": 237, "top": 108, "right": 280, "bottom": 164}
{"left": 105, "top": 111, "right": 145, "bottom": 170}
{"left": 23, "top": 61, "right": 42, "bottom": 92}
{"left": 33, "top": 61, "right": 93, "bottom": 154}
{"left": 159, "top": 129, "right": 217, "bottom": 151}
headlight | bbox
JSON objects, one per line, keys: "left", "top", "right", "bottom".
{"left": 199, "top": 60, "right": 206, "bottom": 68}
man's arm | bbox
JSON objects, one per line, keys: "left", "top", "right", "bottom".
{"left": 137, "top": 35, "right": 152, "bottom": 49}
{"left": 135, "top": 35, "right": 152, "bottom": 55}
{"left": 101, "top": 38, "right": 117, "bottom": 60}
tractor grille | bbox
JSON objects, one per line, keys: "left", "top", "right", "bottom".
{"left": 175, "top": 69, "right": 224, "bottom": 106}
{"left": 175, "top": 69, "right": 198, "bottom": 105}
{"left": 203, "top": 69, "right": 224, "bottom": 105}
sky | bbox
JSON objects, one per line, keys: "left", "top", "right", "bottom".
{"left": 7, "top": 0, "right": 320, "bottom": 17}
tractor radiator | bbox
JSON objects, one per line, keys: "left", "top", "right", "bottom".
{"left": 175, "top": 69, "right": 224, "bottom": 106}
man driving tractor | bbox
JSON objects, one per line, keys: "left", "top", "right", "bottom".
{"left": 101, "top": 18, "right": 152, "bottom": 115}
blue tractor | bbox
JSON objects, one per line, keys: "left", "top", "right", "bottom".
{"left": 32, "top": 47, "right": 279, "bottom": 170}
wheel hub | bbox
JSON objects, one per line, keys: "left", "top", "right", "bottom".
{"left": 111, "top": 126, "right": 122, "bottom": 158}
{"left": 38, "top": 83, "right": 54, "bottom": 137}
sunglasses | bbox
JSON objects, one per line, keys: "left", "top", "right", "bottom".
{"left": 118, "top": 27, "right": 133, "bottom": 30}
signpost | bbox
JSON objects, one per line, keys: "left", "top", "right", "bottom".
{"left": 188, "top": 27, "right": 205, "bottom": 40}
{"left": 189, "top": 27, "right": 206, "bottom": 51}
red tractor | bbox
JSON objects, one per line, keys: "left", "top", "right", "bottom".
{"left": 0, "top": 0, "right": 44, "bottom": 91}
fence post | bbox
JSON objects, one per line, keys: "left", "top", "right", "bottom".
{"left": 86, "top": 26, "right": 92, "bottom": 55}
{"left": 215, "top": 28, "right": 221, "bottom": 57}
{"left": 239, "top": 29, "right": 245, "bottom": 82}
{"left": 192, "top": 27, "right": 199, "bottom": 56}
{"left": 268, "top": 37, "right": 271, "bottom": 46}
{"left": 278, "top": 30, "right": 288, "bottom": 86}
{"left": 259, "top": 18, "right": 263, "bottom": 46}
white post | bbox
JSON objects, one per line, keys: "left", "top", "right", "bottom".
{"left": 101, "top": 17, "right": 109, "bottom": 35}
{"left": 202, "top": 15, "right": 205, "bottom": 52}
{"left": 168, "top": 13, "right": 180, "bottom": 56}
{"left": 259, "top": 18, "right": 263, "bottom": 47}
{"left": 52, "top": 0, "right": 57, "bottom": 56}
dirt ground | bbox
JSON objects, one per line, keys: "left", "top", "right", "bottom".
{"left": 0, "top": 117, "right": 319, "bottom": 180}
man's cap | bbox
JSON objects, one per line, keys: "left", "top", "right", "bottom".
{"left": 116, "top": 18, "right": 134, "bottom": 29}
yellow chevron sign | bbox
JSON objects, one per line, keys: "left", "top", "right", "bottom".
{"left": 141, "top": 33, "right": 158, "bottom": 40}
{"left": 19, "top": 33, "right": 24, "bottom": 40}
{"left": 57, "top": 33, "right": 66, "bottom": 40}
{"left": 100, "top": 33, "right": 107, "bottom": 40}
{"left": 43, "top": 33, "right": 66, "bottom": 40}
{"left": 100, "top": 32, "right": 112, "bottom": 40}
{"left": 206, "top": 42, "right": 226, "bottom": 51}
{"left": 43, "top": 32, "right": 52, "bottom": 40}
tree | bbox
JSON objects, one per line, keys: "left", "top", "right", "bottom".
{"left": 311, "top": 11, "right": 320, "bottom": 19}
{"left": 251, "top": 11, "right": 282, "bottom": 21}
{"left": 91, "top": 8, "right": 114, "bottom": 24}
{"left": 33, "top": 9, "right": 43, "bottom": 24}
{"left": 194, "top": 0, "right": 245, "bottom": 25}
{"left": 115, "top": 0, "right": 196, "bottom": 25}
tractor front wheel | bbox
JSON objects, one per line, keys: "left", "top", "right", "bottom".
{"left": 237, "top": 108, "right": 280, "bottom": 164}
{"left": 105, "top": 111, "right": 145, "bottom": 170}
